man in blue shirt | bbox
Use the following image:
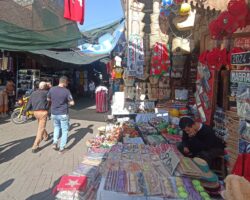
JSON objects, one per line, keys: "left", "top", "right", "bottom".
{"left": 47, "top": 76, "right": 75, "bottom": 153}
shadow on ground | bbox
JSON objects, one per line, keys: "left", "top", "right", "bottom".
{"left": 67, "top": 124, "right": 93, "bottom": 150}
{"left": 69, "top": 97, "right": 109, "bottom": 123}
{"left": 0, "top": 116, "right": 11, "bottom": 125}
{"left": 0, "top": 136, "right": 35, "bottom": 164}
{"left": 0, "top": 179, "right": 14, "bottom": 192}
{"left": 70, "top": 97, "right": 96, "bottom": 111}
{"left": 39, "top": 123, "right": 93, "bottom": 152}
{"left": 26, "top": 178, "right": 60, "bottom": 200}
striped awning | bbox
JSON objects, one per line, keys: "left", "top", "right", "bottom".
{"left": 187, "top": 0, "right": 230, "bottom": 11}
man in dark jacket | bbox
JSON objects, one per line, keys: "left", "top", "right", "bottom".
{"left": 26, "top": 81, "right": 49, "bottom": 153}
{"left": 178, "top": 117, "right": 225, "bottom": 167}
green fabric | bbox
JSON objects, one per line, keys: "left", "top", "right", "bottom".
{"left": 30, "top": 50, "right": 109, "bottom": 65}
{"left": 0, "top": 20, "right": 81, "bottom": 51}
{"left": 80, "top": 19, "right": 125, "bottom": 43}
{"left": 0, "top": 0, "right": 81, "bottom": 51}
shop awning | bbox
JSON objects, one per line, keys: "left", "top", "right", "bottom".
{"left": 30, "top": 19, "right": 125, "bottom": 65}
{"left": 0, "top": 0, "right": 82, "bottom": 51}
{"left": 30, "top": 50, "right": 109, "bottom": 65}
{"left": 187, "top": 0, "right": 229, "bottom": 11}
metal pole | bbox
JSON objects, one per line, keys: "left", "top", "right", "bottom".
{"left": 16, "top": 55, "right": 19, "bottom": 100}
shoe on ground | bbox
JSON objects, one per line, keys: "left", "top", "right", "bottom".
{"left": 32, "top": 147, "right": 40, "bottom": 153}
{"left": 58, "top": 148, "right": 68, "bottom": 154}
{"left": 52, "top": 143, "right": 58, "bottom": 150}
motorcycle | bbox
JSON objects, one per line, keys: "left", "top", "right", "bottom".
{"left": 11, "top": 94, "right": 34, "bottom": 124}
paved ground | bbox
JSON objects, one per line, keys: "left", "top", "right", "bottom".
{"left": 0, "top": 98, "right": 106, "bottom": 200}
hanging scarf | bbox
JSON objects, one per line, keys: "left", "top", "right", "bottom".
{"left": 64, "top": 0, "right": 85, "bottom": 24}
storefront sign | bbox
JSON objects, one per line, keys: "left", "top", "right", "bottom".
{"left": 234, "top": 37, "right": 250, "bottom": 50}
{"left": 160, "top": 149, "right": 180, "bottom": 175}
{"left": 230, "top": 70, "right": 250, "bottom": 84}
{"left": 231, "top": 52, "right": 250, "bottom": 65}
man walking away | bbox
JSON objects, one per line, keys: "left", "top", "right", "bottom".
{"left": 89, "top": 80, "right": 95, "bottom": 98}
{"left": 25, "top": 82, "right": 49, "bottom": 153}
{"left": 47, "top": 76, "right": 75, "bottom": 154}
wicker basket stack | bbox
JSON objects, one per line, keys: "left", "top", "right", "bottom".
{"left": 225, "top": 111, "right": 240, "bottom": 173}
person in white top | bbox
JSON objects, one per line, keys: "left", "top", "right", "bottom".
{"left": 89, "top": 80, "right": 95, "bottom": 98}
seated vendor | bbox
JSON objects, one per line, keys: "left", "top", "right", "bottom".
{"left": 178, "top": 117, "right": 225, "bottom": 167}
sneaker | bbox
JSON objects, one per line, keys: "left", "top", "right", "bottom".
{"left": 52, "top": 143, "right": 58, "bottom": 150}
{"left": 58, "top": 148, "right": 68, "bottom": 154}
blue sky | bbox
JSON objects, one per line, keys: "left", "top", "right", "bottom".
{"left": 79, "top": 0, "right": 124, "bottom": 31}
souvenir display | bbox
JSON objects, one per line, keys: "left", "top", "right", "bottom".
{"left": 54, "top": 175, "right": 88, "bottom": 194}
{"left": 123, "top": 137, "right": 144, "bottom": 144}
{"left": 148, "top": 117, "right": 168, "bottom": 131}
{"left": 121, "top": 122, "right": 139, "bottom": 138}
{"left": 86, "top": 126, "right": 121, "bottom": 148}
{"left": 225, "top": 111, "right": 240, "bottom": 173}
{"left": 178, "top": 157, "right": 204, "bottom": 178}
{"left": 136, "top": 122, "right": 158, "bottom": 135}
{"left": 240, "top": 120, "right": 250, "bottom": 143}
{"left": 213, "top": 107, "right": 228, "bottom": 141}
{"left": 144, "top": 134, "right": 166, "bottom": 145}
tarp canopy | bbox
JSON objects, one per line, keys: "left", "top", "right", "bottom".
{"left": 0, "top": 0, "right": 82, "bottom": 51}
{"left": 30, "top": 19, "right": 125, "bottom": 65}
{"left": 0, "top": 0, "right": 124, "bottom": 51}
{"left": 30, "top": 50, "right": 109, "bottom": 65}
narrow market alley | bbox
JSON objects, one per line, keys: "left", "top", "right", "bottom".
{"left": 0, "top": 98, "right": 106, "bottom": 200}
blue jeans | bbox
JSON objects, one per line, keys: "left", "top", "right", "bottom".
{"left": 51, "top": 114, "right": 69, "bottom": 150}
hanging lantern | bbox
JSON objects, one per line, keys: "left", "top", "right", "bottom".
{"left": 217, "top": 11, "right": 238, "bottom": 34}
{"left": 179, "top": 3, "right": 191, "bottom": 16}
{"left": 209, "top": 20, "right": 223, "bottom": 40}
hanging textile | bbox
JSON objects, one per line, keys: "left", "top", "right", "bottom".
{"left": 150, "top": 42, "right": 170, "bottom": 76}
{"left": 126, "top": 2, "right": 144, "bottom": 77}
{"left": 64, "top": 0, "right": 85, "bottom": 24}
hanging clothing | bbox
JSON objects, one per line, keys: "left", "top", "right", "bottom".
{"left": 150, "top": 42, "right": 170, "bottom": 76}
{"left": 64, "top": 0, "right": 85, "bottom": 25}
{"left": 2, "top": 57, "right": 8, "bottom": 71}
{"left": 232, "top": 153, "right": 250, "bottom": 182}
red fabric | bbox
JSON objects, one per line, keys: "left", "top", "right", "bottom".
{"left": 206, "top": 48, "right": 228, "bottom": 69}
{"left": 64, "top": 0, "right": 85, "bottom": 24}
{"left": 96, "top": 90, "right": 108, "bottom": 113}
{"left": 199, "top": 50, "right": 209, "bottom": 65}
{"left": 54, "top": 175, "right": 87, "bottom": 193}
{"left": 150, "top": 42, "right": 170, "bottom": 75}
{"left": 209, "top": 20, "right": 224, "bottom": 40}
{"left": 228, "top": 0, "right": 248, "bottom": 21}
{"left": 217, "top": 11, "right": 238, "bottom": 34}
{"left": 174, "top": 0, "right": 183, "bottom": 4}
{"left": 232, "top": 154, "right": 250, "bottom": 182}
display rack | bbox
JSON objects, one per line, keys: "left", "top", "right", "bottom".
{"left": 17, "top": 69, "right": 40, "bottom": 97}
